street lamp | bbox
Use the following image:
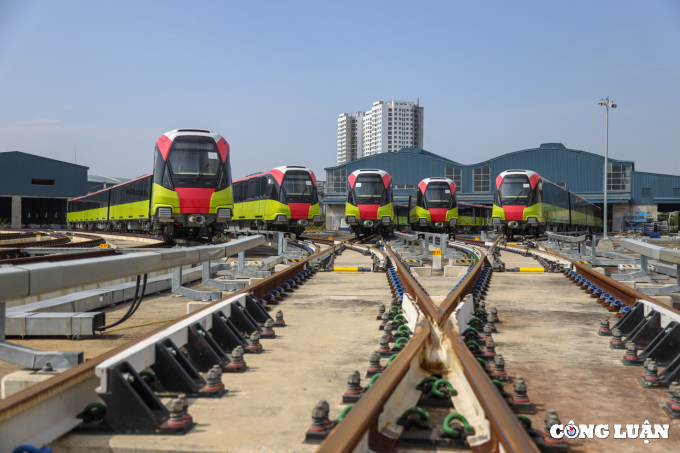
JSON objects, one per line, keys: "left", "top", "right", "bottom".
{"left": 598, "top": 96, "right": 617, "bottom": 238}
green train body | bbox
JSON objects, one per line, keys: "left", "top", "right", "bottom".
{"left": 232, "top": 166, "right": 321, "bottom": 234}
{"left": 492, "top": 169, "right": 603, "bottom": 237}
{"left": 67, "top": 129, "right": 233, "bottom": 237}
{"left": 345, "top": 169, "right": 394, "bottom": 236}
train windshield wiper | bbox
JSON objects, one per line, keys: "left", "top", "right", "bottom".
{"left": 299, "top": 184, "right": 308, "bottom": 200}
{"left": 193, "top": 164, "right": 210, "bottom": 183}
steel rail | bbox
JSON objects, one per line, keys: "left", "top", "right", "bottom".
{"left": 0, "top": 236, "right": 352, "bottom": 438}
{"left": 318, "top": 236, "right": 536, "bottom": 453}
{"left": 317, "top": 320, "right": 431, "bottom": 453}
{"left": 441, "top": 321, "right": 540, "bottom": 453}
{"left": 382, "top": 241, "right": 440, "bottom": 324}
{"left": 439, "top": 239, "right": 497, "bottom": 321}
{"left": 535, "top": 244, "right": 680, "bottom": 316}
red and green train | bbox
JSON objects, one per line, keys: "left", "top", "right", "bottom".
{"left": 345, "top": 169, "right": 395, "bottom": 236}
{"left": 492, "top": 169, "right": 603, "bottom": 237}
{"left": 407, "top": 177, "right": 491, "bottom": 233}
{"left": 67, "top": 130, "right": 320, "bottom": 237}
{"left": 231, "top": 166, "right": 321, "bottom": 234}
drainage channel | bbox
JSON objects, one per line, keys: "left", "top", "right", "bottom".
{"left": 482, "top": 242, "right": 680, "bottom": 451}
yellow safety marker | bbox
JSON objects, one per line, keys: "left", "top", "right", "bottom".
{"left": 36, "top": 234, "right": 42, "bottom": 238}
{"left": 328, "top": 237, "right": 333, "bottom": 240}
{"left": 475, "top": 237, "right": 480, "bottom": 240}
{"left": 100, "top": 244, "right": 109, "bottom": 249}
{"left": 507, "top": 242, "right": 517, "bottom": 245}
{"left": 519, "top": 268, "right": 544, "bottom": 272}
{"left": 334, "top": 267, "right": 359, "bottom": 272}
{"left": 432, "top": 250, "right": 442, "bottom": 255}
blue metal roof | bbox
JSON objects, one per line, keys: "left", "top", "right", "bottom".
{"left": 0, "top": 151, "right": 89, "bottom": 198}
{"left": 324, "top": 143, "right": 680, "bottom": 207}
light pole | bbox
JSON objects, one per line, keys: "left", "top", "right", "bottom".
{"left": 598, "top": 96, "right": 617, "bottom": 238}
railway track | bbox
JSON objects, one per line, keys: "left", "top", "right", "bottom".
{"left": 1, "top": 232, "right": 678, "bottom": 451}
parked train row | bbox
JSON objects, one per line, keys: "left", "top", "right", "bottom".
{"left": 67, "top": 129, "right": 321, "bottom": 236}
{"left": 343, "top": 169, "right": 602, "bottom": 238}
{"left": 66, "top": 128, "right": 602, "bottom": 239}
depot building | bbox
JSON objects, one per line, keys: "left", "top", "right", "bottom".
{"left": 323, "top": 143, "right": 680, "bottom": 232}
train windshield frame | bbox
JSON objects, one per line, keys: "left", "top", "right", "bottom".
{"left": 424, "top": 182, "right": 453, "bottom": 209}
{"left": 168, "top": 140, "right": 221, "bottom": 178}
{"left": 354, "top": 174, "right": 385, "bottom": 205}
{"left": 282, "top": 171, "right": 314, "bottom": 203}
{"left": 499, "top": 175, "right": 534, "bottom": 206}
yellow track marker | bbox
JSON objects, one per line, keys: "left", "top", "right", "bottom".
{"left": 519, "top": 268, "right": 544, "bottom": 272}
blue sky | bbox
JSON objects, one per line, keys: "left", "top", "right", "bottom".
{"left": 1, "top": 0, "right": 679, "bottom": 180}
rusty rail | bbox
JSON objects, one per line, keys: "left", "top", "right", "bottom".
{"left": 383, "top": 242, "right": 440, "bottom": 324}
{"left": 316, "top": 236, "right": 536, "bottom": 453}
{"left": 318, "top": 320, "right": 431, "bottom": 452}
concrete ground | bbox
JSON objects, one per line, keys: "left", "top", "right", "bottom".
{"left": 50, "top": 249, "right": 392, "bottom": 452}
{"left": 485, "top": 249, "right": 680, "bottom": 452}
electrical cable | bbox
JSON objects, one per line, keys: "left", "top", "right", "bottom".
{"left": 95, "top": 274, "right": 148, "bottom": 331}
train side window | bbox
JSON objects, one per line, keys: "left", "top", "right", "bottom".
{"left": 258, "top": 177, "right": 268, "bottom": 200}
{"left": 534, "top": 181, "right": 542, "bottom": 204}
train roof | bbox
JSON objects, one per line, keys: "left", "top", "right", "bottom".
{"left": 233, "top": 166, "right": 316, "bottom": 186}
{"left": 348, "top": 169, "right": 392, "bottom": 189}
{"left": 69, "top": 173, "right": 153, "bottom": 201}
{"left": 418, "top": 177, "right": 456, "bottom": 195}
{"left": 162, "top": 129, "right": 224, "bottom": 143}
{"left": 458, "top": 202, "right": 492, "bottom": 209}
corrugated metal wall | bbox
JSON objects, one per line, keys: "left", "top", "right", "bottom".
{"left": 632, "top": 171, "right": 680, "bottom": 204}
{"left": 325, "top": 144, "right": 635, "bottom": 200}
{"left": 0, "top": 152, "right": 88, "bottom": 197}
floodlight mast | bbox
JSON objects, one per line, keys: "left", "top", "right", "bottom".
{"left": 599, "top": 96, "right": 617, "bottom": 238}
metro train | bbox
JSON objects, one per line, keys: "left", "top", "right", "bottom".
{"left": 408, "top": 177, "right": 458, "bottom": 232}
{"left": 67, "top": 128, "right": 233, "bottom": 237}
{"left": 232, "top": 166, "right": 321, "bottom": 234}
{"left": 457, "top": 202, "right": 492, "bottom": 232}
{"left": 345, "top": 169, "right": 395, "bottom": 236}
{"left": 407, "top": 177, "right": 491, "bottom": 232}
{"left": 492, "top": 169, "right": 603, "bottom": 238}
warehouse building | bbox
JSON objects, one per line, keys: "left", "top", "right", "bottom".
{"left": 0, "top": 151, "right": 89, "bottom": 228}
{"left": 324, "top": 143, "right": 680, "bottom": 232}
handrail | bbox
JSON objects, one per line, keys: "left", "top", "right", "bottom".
{"left": 317, "top": 320, "right": 431, "bottom": 453}
{"left": 620, "top": 238, "right": 680, "bottom": 264}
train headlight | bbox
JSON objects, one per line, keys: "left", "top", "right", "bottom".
{"left": 364, "top": 220, "right": 374, "bottom": 227}
{"left": 508, "top": 221, "right": 519, "bottom": 228}
{"left": 188, "top": 215, "right": 197, "bottom": 224}
{"left": 276, "top": 215, "right": 287, "bottom": 222}
{"left": 347, "top": 216, "right": 356, "bottom": 223}
{"left": 435, "top": 222, "right": 444, "bottom": 228}
{"left": 492, "top": 217, "right": 501, "bottom": 224}
{"left": 381, "top": 216, "right": 391, "bottom": 224}
{"left": 297, "top": 219, "right": 308, "bottom": 225}
{"left": 527, "top": 217, "right": 537, "bottom": 224}
{"left": 218, "top": 208, "right": 232, "bottom": 220}
{"left": 449, "top": 218, "right": 457, "bottom": 225}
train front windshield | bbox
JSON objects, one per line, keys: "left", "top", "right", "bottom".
{"left": 354, "top": 175, "right": 385, "bottom": 205}
{"left": 168, "top": 141, "right": 220, "bottom": 176}
{"left": 283, "top": 171, "right": 314, "bottom": 202}
{"left": 499, "top": 175, "right": 533, "bottom": 206}
{"left": 424, "top": 183, "right": 453, "bottom": 208}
